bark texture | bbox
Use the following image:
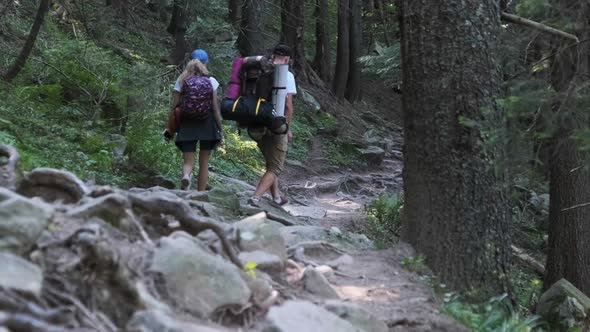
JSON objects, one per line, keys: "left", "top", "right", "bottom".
{"left": 237, "top": 0, "right": 265, "bottom": 55}
{"left": 400, "top": 0, "right": 510, "bottom": 292}
{"left": 165, "top": 1, "right": 190, "bottom": 65}
{"left": 312, "top": 0, "right": 331, "bottom": 82}
{"left": 228, "top": 0, "right": 242, "bottom": 29}
{"left": 332, "top": 0, "right": 350, "bottom": 98}
{"left": 345, "top": 0, "right": 362, "bottom": 101}
{"left": 544, "top": 0, "right": 590, "bottom": 295}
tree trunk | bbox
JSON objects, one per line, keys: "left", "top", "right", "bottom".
{"left": 237, "top": 0, "right": 265, "bottom": 55}
{"left": 400, "top": 0, "right": 510, "bottom": 293}
{"left": 2, "top": 0, "right": 50, "bottom": 82}
{"left": 332, "top": 0, "right": 350, "bottom": 98}
{"left": 544, "top": 1, "right": 590, "bottom": 295}
{"left": 312, "top": 0, "right": 331, "bottom": 82}
{"left": 228, "top": 0, "right": 242, "bottom": 29}
{"left": 375, "top": 0, "right": 390, "bottom": 46}
{"left": 345, "top": 0, "right": 362, "bottom": 102}
{"left": 280, "top": 0, "right": 314, "bottom": 82}
{"left": 165, "top": 1, "right": 190, "bottom": 65}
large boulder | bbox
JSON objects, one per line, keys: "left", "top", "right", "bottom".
{"left": 263, "top": 301, "right": 364, "bottom": 332}
{"left": 280, "top": 226, "right": 329, "bottom": 247}
{"left": 537, "top": 279, "right": 590, "bottom": 329}
{"left": 236, "top": 213, "right": 287, "bottom": 261}
{"left": 356, "top": 146, "right": 385, "bottom": 167}
{"left": 323, "top": 300, "right": 388, "bottom": 332}
{"left": 0, "top": 252, "right": 43, "bottom": 296}
{"left": 150, "top": 234, "right": 251, "bottom": 318}
{"left": 0, "top": 188, "right": 53, "bottom": 253}
{"left": 17, "top": 168, "right": 90, "bottom": 203}
{"left": 208, "top": 188, "right": 241, "bottom": 213}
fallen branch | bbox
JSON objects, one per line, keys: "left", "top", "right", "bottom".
{"left": 562, "top": 201, "right": 590, "bottom": 212}
{"left": 512, "top": 245, "right": 545, "bottom": 276}
{"left": 501, "top": 12, "right": 579, "bottom": 43}
{"left": 129, "top": 193, "right": 243, "bottom": 268}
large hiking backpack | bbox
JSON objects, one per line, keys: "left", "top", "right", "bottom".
{"left": 221, "top": 57, "right": 288, "bottom": 134}
{"left": 181, "top": 75, "right": 213, "bottom": 121}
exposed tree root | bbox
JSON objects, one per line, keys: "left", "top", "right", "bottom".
{"left": 0, "top": 145, "right": 19, "bottom": 190}
{"left": 128, "top": 193, "right": 243, "bottom": 268}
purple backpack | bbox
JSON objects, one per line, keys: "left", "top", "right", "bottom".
{"left": 181, "top": 75, "right": 213, "bottom": 121}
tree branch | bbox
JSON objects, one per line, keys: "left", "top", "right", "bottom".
{"left": 501, "top": 12, "right": 579, "bottom": 43}
{"left": 511, "top": 245, "right": 545, "bottom": 276}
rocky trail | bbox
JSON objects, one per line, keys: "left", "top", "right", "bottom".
{"left": 0, "top": 129, "right": 465, "bottom": 331}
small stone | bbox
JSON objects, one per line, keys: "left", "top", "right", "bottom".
{"left": 0, "top": 252, "right": 43, "bottom": 295}
{"left": 329, "top": 227, "right": 342, "bottom": 237}
{"left": 303, "top": 268, "right": 340, "bottom": 299}
{"left": 239, "top": 250, "right": 284, "bottom": 273}
{"left": 314, "top": 265, "right": 335, "bottom": 278}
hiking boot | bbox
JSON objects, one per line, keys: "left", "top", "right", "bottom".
{"left": 248, "top": 196, "right": 261, "bottom": 207}
{"left": 180, "top": 174, "right": 192, "bottom": 190}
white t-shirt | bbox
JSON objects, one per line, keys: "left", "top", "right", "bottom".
{"left": 286, "top": 71, "right": 297, "bottom": 95}
{"left": 174, "top": 76, "right": 219, "bottom": 93}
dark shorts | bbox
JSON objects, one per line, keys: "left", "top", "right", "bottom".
{"left": 175, "top": 140, "right": 219, "bottom": 153}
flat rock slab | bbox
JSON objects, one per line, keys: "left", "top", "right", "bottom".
{"left": 283, "top": 205, "right": 327, "bottom": 219}
{"left": 150, "top": 235, "right": 251, "bottom": 318}
{"left": 127, "top": 310, "right": 233, "bottom": 332}
{"left": 263, "top": 300, "right": 364, "bottom": 332}
{"left": 323, "top": 300, "right": 388, "bottom": 332}
{"left": 0, "top": 252, "right": 43, "bottom": 295}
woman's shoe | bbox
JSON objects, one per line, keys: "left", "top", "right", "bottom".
{"left": 180, "top": 174, "right": 192, "bottom": 190}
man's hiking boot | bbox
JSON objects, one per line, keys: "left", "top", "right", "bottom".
{"left": 273, "top": 196, "right": 289, "bottom": 207}
{"left": 180, "top": 174, "right": 192, "bottom": 190}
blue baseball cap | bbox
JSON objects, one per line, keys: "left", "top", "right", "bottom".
{"left": 191, "top": 49, "right": 209, "bottom": 64}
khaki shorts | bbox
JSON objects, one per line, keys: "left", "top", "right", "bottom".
{"left": 257, "top": 133, "right": 288, "bottom": 176}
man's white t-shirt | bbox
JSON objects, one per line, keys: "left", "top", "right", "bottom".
{"left": 286, "top": 72, "right": 297, "bottom": 95}
{"left": 174, "top": 76, "right": 219, "bottom": 93}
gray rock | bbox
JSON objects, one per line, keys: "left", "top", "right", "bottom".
{"left": 529, "top": 192, "right": 550, "bottom": 214}
{"left": 153, "top": 175, "right": 176, "bottom": 190}
{"left": 239, "top": 250, "right": 284, "bottom": 273}
{"left": 330, "top": 226, "right": 342, "bottom": 237}
{"left": 303, "top": 268, "right": 340, "bottom": 299}
{"left": 186, "top": 191, "right": 210, "bottom": 202}
{"left": 67, "top": 193, "right": 130, "bottom": 227}
{"left": 300, "top": 88, "right": 321, "bottom": 111}
{"left": 150, "top": 235, "right": 251, "bottom": 318}
{"left": 280, "top": 226, "right": 329, "bottom": 247}
{"left": 127, "top": 310, "right": 231, "bottom": 332}
{"left": 327, "top": 254, "right": 355, "bottom": 270}
{"left": 537, "top": 278, "right": 590, "bottom": 329}
{"left": 323, "top": 300, "right": 388, "bottom": 332}
{"left": 314, "top": 265, "right": 335, "bottom": 278}
{"left": 357, "top": 146, "right": 385, "bottom": 167}
{"left": 0, "top": 189, "right": 53, "bottom": 253}
{"left": 237, "top": 213, "right": 287, "bottom": 261}
{"left": 105, "top": 134, "right": 127, "bottom": 158}
{"left": 263, "top": 301, "right": 363, "bottom": 332}
{"left": 17, "top": 168, "right": 90, "bottom": 203}
{"left": 0, "top": 252, "right": 43, "bottom": 295}
{"left": 208, "top": 188, "right": 241, "bottom": 212}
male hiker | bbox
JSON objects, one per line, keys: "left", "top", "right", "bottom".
{"left": 248, "top": 44, "right": 296, "bottom": 206}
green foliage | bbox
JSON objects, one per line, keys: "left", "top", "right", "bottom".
{"left": 359, "top": 43, "right": 401, "bottom": 88}
{"left": 515, "top": 0, "right": 551, "bottom": 20}
{"left": 401, "top": 255, "right": 426, "bottom": 273}
{"left": 444, "top": 294, "right": 544, "bottom": 332}
{"left": 363, "top": 193, "right": 403, "bottom": 248}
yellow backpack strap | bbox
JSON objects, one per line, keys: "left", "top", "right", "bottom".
{"left": 231, "top": 97, "right": 241, "bottom": 113}
{"left": 255, "top": 98, "right": 266, "bottom": 116}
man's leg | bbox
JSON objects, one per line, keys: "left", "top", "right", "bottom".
{"left": 253, "top": 171, "right": 276, "bottom": 198}
{"left": 252, "top": 134, "right": 287, "bottom": 201}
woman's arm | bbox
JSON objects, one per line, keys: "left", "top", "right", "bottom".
{"left": 212, "top": 93, "right": 223, "bottom": 131}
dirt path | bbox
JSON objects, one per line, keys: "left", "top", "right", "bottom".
{"left": 279, "top": 132, "right": 466, "bottom": 331}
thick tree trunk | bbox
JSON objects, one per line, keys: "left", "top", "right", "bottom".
{"left": 280, "top": 0, "right": 315, "bottom": 83}
{"left": 165, "top": 1, "right": 190, "bottom": 65}
{"left": 237, "top": 0, "right": 265, "bottom": 55}
{"left": 400, "top": 0, "right": 510, "bottom": 293}
{"left": 332, "top": 0, "right": 350, "bottom": 98}
{"left": 228, "top": 0, "right": 242, "bottom": 29}
{"left": 2, "top": 0, "right": 50, "bottom": 82}
{"left": 375, "top": 0, "right": 390, "bottom": 46}
{"left": 312, "top": 0, "right": 331, "bottom": 82}
{"left": 544, "top": 1, "right": 590, "bottom": 295}
{"left": 345, "top": 0, "right": 362, "bottom": 102}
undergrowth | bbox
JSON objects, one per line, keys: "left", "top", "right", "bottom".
{"left": 363, "top": 193, "right": 403, "bottom": 248}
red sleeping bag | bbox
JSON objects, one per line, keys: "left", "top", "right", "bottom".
{"left": 225, "top": 57, "right": 243, "bottom": 99}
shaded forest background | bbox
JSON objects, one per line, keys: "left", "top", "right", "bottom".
{"left": 1, "top": 0, "right": 590, "bottom": 330}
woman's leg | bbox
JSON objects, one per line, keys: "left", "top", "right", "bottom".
{"left": 197, "top": 149, "right": 212, "bottom": 191}
{"left": 182, "top": 152, "right": 196, "bottom": 178}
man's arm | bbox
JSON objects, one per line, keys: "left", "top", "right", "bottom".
{"left": 285, "top": 93, "right": 294, "bottom": 141}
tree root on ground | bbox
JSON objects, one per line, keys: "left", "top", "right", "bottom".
{"left": 129, "top": 193, "right": 243, "bottom": 268}
{"left": 0, "top": 145, "right": 19, "bottom": 190}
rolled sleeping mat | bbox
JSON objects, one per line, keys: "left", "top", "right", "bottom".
{"left": 225, "top": 57, "right": 243, "bottom": 99}
{"left": 272, "top": 64, "right": 289, "bottom": 117}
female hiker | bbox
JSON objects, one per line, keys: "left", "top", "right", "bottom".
{"left": 165, "top": 50, "right": 222, "bottom": 191}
